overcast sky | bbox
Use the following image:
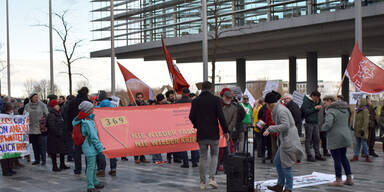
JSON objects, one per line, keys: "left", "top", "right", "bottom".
{"left": 0, "top": 0, "right": 382, "bottom": 97}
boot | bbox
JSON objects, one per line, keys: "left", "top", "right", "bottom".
{"left": 87, "top": 188, "right": 99, "bottom": 192}
{"left": 51, "top": 154, "right": 61, "bottom": 172}
{"left": 96, "top": 170, "right": 105, "bottom": 177}
{"left": 350, "top": 156, "right": 358, "bottom": 162}
{"left": 59, "top": 154, "right": 70, "bottom": 170}
{"left": 365, "top": 156, "right": 372, "bottom": 162}
{"left": 267, "top": 185, "right": 283, "bottom": 192}
{"left": 328, "top": 177, "right": 343, "bottom": 187}
{"left": 108, "top": 170, "right": 116, "bottom": 176}
{"left": 369, "top": 152, "right": 379, "bottom": 157}
{"left": 323, "top": 150, "right": 331, "bottom": 157}
{"left": 344, "top": 176, "right": 354, "bottom": 186}
{"left": 14, "top": 159, "right": 25, "bottom": 168}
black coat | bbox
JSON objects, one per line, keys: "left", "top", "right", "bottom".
{"left": 46, "top": 109, "right": 66, "bottom": 154}
{"left": 189, "top": 91, "right": 229, "bottom": 141}
{"left": 67, "top": 96, "right": 91, "bottom": 132}
{"left": 286, "top": 100, "right": 302, "bottom": 128}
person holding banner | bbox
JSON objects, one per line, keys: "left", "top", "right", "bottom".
{"left": 189, "top": 81, "right": 229, "bottom": 190}
{"left": 1, "top": 102, "right": 19, "bottom": 176}
{"left": 73, "top": 101, "right": 104, "bottom": 192}
{"left": 24, "top": 93, "right": 49, "bottom": 166}
{"left": 263, "top": 91, "right": 304, "bottom": 192}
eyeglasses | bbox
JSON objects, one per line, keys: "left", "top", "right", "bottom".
{"left": 137, "top": 96, "right": 143, "bottom": 99}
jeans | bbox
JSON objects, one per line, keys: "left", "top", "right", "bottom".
{"left": 97, "top": 153, "right": 117, "bottom": 171}
{"left": 86, "top": 155, "right": 99, "bottom": 189}
{"left": 274, "top": 148, "right": 293, "bottom": 190}
{"left": 74, "top": 145, "right": 82, "bottom": 174}
{"left": 330, "top": 147, "right": 352, "bottom": 178}
{"left": 368, "top": 124, "right": 376, "bottom": 154}
{"left": 29, "top": 134, "right": 47, "bottom": 163}
{"left": 180, "top": 150, "right": 200, "bottom": 166}
{"left": 152, "top": 154, "right": 163, "bottom": 162}
{"left": 354, "top": 137, "right": 369, "bottom": 156}
{"left": 304, "top": 123, "right": 321, "bottom": 157}
{"left": 198, "top": 140, "right": 219, "bottom": 183}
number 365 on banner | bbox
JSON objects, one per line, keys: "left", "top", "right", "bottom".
{"left": 101, "top": 116, "right": 128, "bottom": 128}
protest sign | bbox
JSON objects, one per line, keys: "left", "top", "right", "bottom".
{"left": 0, "top": 114, "right": 30, "bottom": 160}
{"left": 94, "top": 103, "right": 227, "bottom": 158}
{"left": 244, "top": 88, "right": 256, "bottom": 107}
{"left": 349, "top": 92, "right": 366, "bottom": 105}
{"left": 263, "top": 80, "right": 279, "bottom": 97}
{"left": 292, "top": 91, "right": 305, "bottom": 108}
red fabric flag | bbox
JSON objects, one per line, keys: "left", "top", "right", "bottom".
{"left": 117, "top": 62, "right": 154, "bottom": 103}
{"left": 161, "top": 34, "right": 190, "bottom": 94}
{"left": 345, "top": 42, "right": 384, "bottom": 94}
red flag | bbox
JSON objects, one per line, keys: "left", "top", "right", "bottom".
{"left": 161, "top": 34, "right": 190, "bottom": 94}
{"left": 345, "top": 42, "right": 384, "bottom": 94}
{"left": 117, "top": 62, "right": 154, "bottom": 103}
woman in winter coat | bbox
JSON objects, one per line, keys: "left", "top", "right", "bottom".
{"left": 23, "top": 93, "right": 49, "bottom": 165}
{"left": 351, "top": 98, "right": 372, "bottom": 162}
{"left": 263, "top": 91, "right": 304, "bottom": 192}
{"left": 46, "top": 100, "right": 70, "bottom": 172}
{"left": 321, "top": 96, "right": 353, "bottom": 186}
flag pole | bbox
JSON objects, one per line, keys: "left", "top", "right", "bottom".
{"left": 336, "top": 72, "right": 346, "bottom": 96}
{"left": 110, "top": 0, "right": 116, "bottom": 96}
{"left": 127, "top": 86, "right": 138, "bottom": 106}
{"left": 6, "top": 0, "right": 11, "bottom": 97}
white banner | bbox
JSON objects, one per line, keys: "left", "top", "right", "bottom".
{"left": 255, "top": 172, "right": 347, "bottom": 191}
{"left": 349, "top": 92, "right": 366, "bottom": 105}
{"left": 263, "top": 80, "right": 280, "bottom": 97}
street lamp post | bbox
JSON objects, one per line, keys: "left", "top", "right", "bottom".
{"left": 110, "top": 0, "right": 116, "bottom": 96}
{"left": 201, "top": 0, "right": 208, "bottom": 82}
{"left": 49, "top": 0, "right": 54, "bottom": 94}
{"left": 6, "top": 0, "right": 11, "bottom": 97}
{"left": 355, "top": 0, "right": 362, "bottom": 51}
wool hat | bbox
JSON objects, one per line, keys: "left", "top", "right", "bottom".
{"left": 264, "top": 91, "right": 281, "bottom": 104}
{"left": 182, "top": 87, "right": 190, "bottom": 94}
{"left": 220, "top": 88, "right": 232, "bottom": 97}
{"left": 49, "top": 99, "right": 59, "bottom": 108}
{"left": 156, "top": 94, "right": 165, "bottom": 102}
{"left": 79, "top": 101, "right": 94, "bottom": 113}
{"left": 29, "top": 93, "right": 38, "bottom": 100}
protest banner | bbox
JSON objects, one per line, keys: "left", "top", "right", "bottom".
{"left": 349, "top": 92, "right": 366, "bottom": 105}
{"left": 263, "top": 80, "right": 279, "bottom": 97}
{"left": 94, "top": 103, "right": 227, "bottom": 158}
{"left": 0, "top": 114, "right": 30, "bottom": 160}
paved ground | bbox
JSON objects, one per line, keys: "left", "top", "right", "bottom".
{"left": 0, "top": 146, "right": 383, "bottom": 192}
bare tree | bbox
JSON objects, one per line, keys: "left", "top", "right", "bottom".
{"left": 76, "top": 80, "right": 90, "bottom": 92}
{"left": 36, "top": 10, "right": 86, "bottom": 95}
{"left": 24, "top": 79, "right": 35, "bottom": 96}
{"left": 32, "top": 79, "right": 60, "bottom": 99}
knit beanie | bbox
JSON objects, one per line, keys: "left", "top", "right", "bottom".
{"left": 264, "top": 91, "right": 281, "bottom": 104}
{"left": 49, "top": 99, "right": 59, "bottom": 108}
{"left": 79, "top": 101, "right": 94, "bottom": 113}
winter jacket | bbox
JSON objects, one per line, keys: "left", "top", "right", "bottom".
{"left": 286, "top": 100, "right": 302, "bottom": 129}
{"left": 46, "top": 108, "right": 66, "bottom": 154}
{"left": 97, "top": 99, "right": 114, "bottom": 108}
{"left": 175, "top": 96, "right": 192, "bottom": 104}
{"left": 268, "top": 103, "right": 304, "bottom": 168}
{"left": 301, "top": 96, "right": 321, "bottom": 124}
{"left": 72, "top": 114, "right": 104, "bottom": 157}
{"left": 321, "top": 101, "right": 352, "bottom": 150}
{"left": 252, "top": 104, "right": 263, "bottom": 133}
{"left": 24, "top": 100, "right": 49, "bottom": 135}
{"left": 354, "top": 99, "right": 370, "bottom": 140}
{"left": 235, "top": 102, "right": 246, "bottom": 132}
{"left": 222, "top": 102, "right": 238, "bottom": 134}
{"left": 189, "top": 91, "right": 229, "bottom": 141}
{"left": 240, "top": 103, "right": 253, "bottom": 124}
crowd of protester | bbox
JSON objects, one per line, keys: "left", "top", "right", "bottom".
{"left": 1, "top": 83, "right": 384, "bottom": 191}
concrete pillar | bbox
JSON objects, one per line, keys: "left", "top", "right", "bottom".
{"left": 289, "top": 56, "right": 297, "bottom": 94}
{"left": 236, "top": 58, "right": 246, "bottom": 92}
{"left": 341, "top": 55, "right": 350, "bottom": 103}
{"left": 306, "top": 52, "right": 318, "bottom": 94}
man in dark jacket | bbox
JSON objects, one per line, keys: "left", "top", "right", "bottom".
{"left": 367, "top": 97, "right": 379, "bottom": 157}
{"left": 301, "top": 90, "right": 326, "bottom": 162}
{"left": 177, "top": 88, "right": 199, "bottom": 168}
{"left": 67, "top": 87, "right": 91, "bottom": 175}
{"left": 62, "top": 95, "right": 75, "bottom": 162}
{"left": 189, "top": 81, "right": 229, "bottom": 190}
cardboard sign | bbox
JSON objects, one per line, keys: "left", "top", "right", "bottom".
{"left": 0, "top": 114, "right": 30, "bottom": 159}
{"left": 94, "top": 103, "right": 227, "bottom": 158}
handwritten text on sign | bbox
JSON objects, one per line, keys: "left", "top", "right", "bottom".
{"left": 0, "top": 114, "right": 30, "bottom": 159}
{"left": 94, "top": 104, "right": 227, "bottom": 158}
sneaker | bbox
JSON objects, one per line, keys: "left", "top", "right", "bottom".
{"left": 96, "top": 170, "right": 105, "bottom": 177}
{"left": 192, "top": 163, "right": 198, "bottom": 168}
{"left": 52, "top": 167, "right": 61, "bottom": 172}
{"left": 60, "top": 165, "right": 70, "bottom": 170}
{"left": 141, "top": 159, "right": 150, "bottom": 163}
{"left": 365, "top": 157, "right": 372, "bottom": 162}
{"left": 350, "top": 156, "right": 358, "bottom": 162}
{"left": 161, "top": 160, "right": 168, "bottom": 164}
{"left": 307, "top": 156, "right": 315, "bottom": 162}
{"left": 180, "top": 164, "right": 189, "bottom": 168}
{"left": 32, "top": 161, "right": 40, "bottom": 165}
{"left": 135, "top": 160, "right": 141, "bottom": 164}
{"left": 87, "top": 188, "right": 99, "bottom": 192}
{"left": 344, "top": 176, "right": 354, "bottom": 186}
{"left": 121, "top": 157, "right": 129, "bottom": 161}
{"left": 267, "top": 185, "right": 283, "bottom": 192}
{"left": 154, "top": 161, "right": 163, "bottom": 165}
{"left": 370, "top": 152, "right": 379, "bottom": 157}
{"left": 315, "top": 155, "right": 326, "bottom": 161}
{"left": 328, "top": 179, "right": 344, "bottom": 187}
{"left": 208, "top": 178, "right": 218, "bottom": 189}
{"left": 217, "top": 164, "right": 224, "bottom": 171}
{"left": 200, "top": 182, "right": 206, "bottom": 190}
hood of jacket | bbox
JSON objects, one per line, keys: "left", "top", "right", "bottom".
{"left": 72, "top": 113, "right": 95, "bottom": 127}
{"left": 328, "top": 101, "right": 350, "bottom": 111}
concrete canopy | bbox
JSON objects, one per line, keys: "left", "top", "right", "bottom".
{"left": 90, "top": 2, "right": 384, "bottom": 62}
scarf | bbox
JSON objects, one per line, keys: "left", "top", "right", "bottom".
{"left": 78, "top": 111, "right": 90, "bottom": 120}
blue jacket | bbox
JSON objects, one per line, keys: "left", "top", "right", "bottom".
{"left": 97, "top": 99, "right": 114, "bottom": 108}
{"left": 72, "top": 114, "right": 104, "bottom": 157}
